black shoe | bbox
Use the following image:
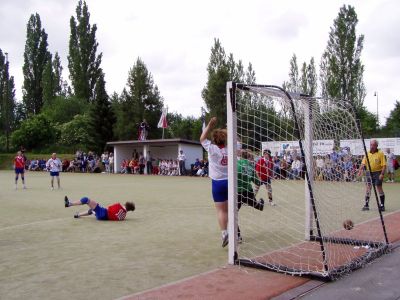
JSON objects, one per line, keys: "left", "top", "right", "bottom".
{"left": 74, "top": 212, "right": 80, "bottom": 218}
{"left": 379, "top": 205, "right": 385, "bottom": 212}
{"left": 258, "top": 198, "right": 265, "bottom": 211}
{"left": 361, "top": 205, "right": 369, "bottom": 211}
{"left": 238, "top": 235, "right": 243, "bottom": 244}
{"left": 64, "top": 196, "right": 69, "bottom": 207}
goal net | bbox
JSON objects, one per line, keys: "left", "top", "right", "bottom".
{"left": 226, "top": 82, "right": 389, "bottom": 280}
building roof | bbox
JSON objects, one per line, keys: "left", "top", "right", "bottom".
{"left": 107, "top": 138, "right": 201, "bottom": 147}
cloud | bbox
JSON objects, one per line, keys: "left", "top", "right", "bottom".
{"left": 1, "top": 0, "right": 399, "bottom": 124}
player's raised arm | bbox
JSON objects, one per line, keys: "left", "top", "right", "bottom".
{"left": 200, "top": 117, "right": 217, "bottom": 143}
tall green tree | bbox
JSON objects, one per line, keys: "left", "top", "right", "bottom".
{"left": 88, "top": 71, "right": 116, "bottom": 153}
{"left": 283, "top": 54, "right": 299, "bottom": 93}
{"left": 165, "top": 112, "right": 202, "bottom": 140}
{"left": 298, "top": 57, "right": 317, "bottom": 96}
{"left": 383, "top": 101, "right": 400, "bottom": 137}
{"left": 22, "top": 13, "right": 50, "bottom": 115}
{"left": 53, "top": 52, "right": 65, "bottom": 96}
{"left": 202, "top": 38, "right": 235, "bottom": 127}
{"left": 42, "top": 54, "right": 56, "bottom": 106}
{"left": 319, "top": 5, "right": 365, "bottom": 108}
{"left": 113, "top": 58, "right": 163, "bottom": 140}
{"left": 0, "top": 50, "right": 16, "bottom": 151}
{"left": 68, "top": 0, "right": 102, "bottom": 102}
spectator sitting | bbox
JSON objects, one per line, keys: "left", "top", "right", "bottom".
{"left": 29, "top": 159, "right": 39, "bottom": 171}
{"left": 92, "top": 159, "right": 102, "bottom": 173}
{"left": 195, "top": 159, "right": 205, "bottom": 176}
{"left": 291, "top": 156, "right": 302, "bottom": 179}
{"left": 38, "top": 159, "right": 46, "bottom": 170}
{"left": 62, "top": 159, "right": 70, "bottom": 172}
{"left": 67, "top": 160, "right": 76, "bottom": 172}
{"left": 120, "top": 159, "right": 128, "bottom": 174}
{"left": 191, "top": 158, "right": 201, "bottom": 176}
{"left": 202, "top": 159, "right": 209, "bottom": 177}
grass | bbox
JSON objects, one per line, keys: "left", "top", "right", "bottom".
{"left": 0, "top": 171, "right": 224, "bottom": 300}
{"left": 0, "top": 171, "right": 399, "bottom": 300}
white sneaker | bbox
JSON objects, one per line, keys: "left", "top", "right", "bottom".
{"left": 386, "top": 180, "right": 391, "bottom": 183}
{"left": 221, "top": 233, "right": 229, "bottom": 248}
{"left": 269, "top": 201, "right": 276, "bottom": 206}
{"left": 51, "top": 187, "right": 54, "bottom": 191}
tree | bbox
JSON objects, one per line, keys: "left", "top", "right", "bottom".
{"left": 283, "top": 54, "right": 300, "bottom": 93}
{"left": 22, "top": 13, "right": 50, "bottom": 115}
{"left": 41, "top": 95, "right": 88, "bottom": 124}
{"left": 298, "top": 57, "right": 317, "bottom": 96}
{"left": 42, "top": 54, "right": 56, "bottom": 106}
{"left": 113, "top": 58, "right": 163, "bottom": 140}
{"left": 0, "top": 50, "right": 16, "bottom": 151}
{"left": 59, "top": 114, "right": 91, "bottom": 150}
{"left": 11, "top": 114, "right": 58, "bottom": 150}
{"left": 202, "top": 39, "right": 232, "bottom": 127}
{"left": 68, "top": 0, "right": 102, "bottom": 102}
{"left": 384, "top": 101, "right": 400, "bottom": 136}
{"left": 88, "top": 71, "right": 116, "bottom": 153}
{"left": 306, "top": 58, "right": 318, "bottom": 97}
{"left": 319, "top": 5, "right": 365, "bottom": 108}
{"left": 52, "top": 52, "right": 65, "bottom": 96}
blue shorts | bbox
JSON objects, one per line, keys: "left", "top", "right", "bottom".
{"left": 94, "top": 204, "right": 108, "bottom": 220}
{"left": 366, "top": 171, "right": 383, "bottom": 186}
{"left": 50, "top": 171, "right": 59, "bottom": 177}
{"left": 15, "top": 168, "right": 24, "bottom": 174}
{"left": 211, "top": 179, "right": 228, "bottom": 202}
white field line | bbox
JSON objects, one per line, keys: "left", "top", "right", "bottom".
{"left": 0, "top": 217, "right": 69, "bottom": 231}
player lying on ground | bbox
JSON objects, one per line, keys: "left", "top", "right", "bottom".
{"left": 64, "top": 196, "right": 135, "bottom": 220}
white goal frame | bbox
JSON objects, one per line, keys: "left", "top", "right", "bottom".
{"left": 226, "top": 81, "right": 389, "bottom": 280}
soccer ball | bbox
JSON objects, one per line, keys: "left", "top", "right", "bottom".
{"left": 343, "top": 219, "right": 354, "bottom": 230}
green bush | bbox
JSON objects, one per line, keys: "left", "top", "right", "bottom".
{"left": 11, "top": 114, "right": 59, "bottom": 151}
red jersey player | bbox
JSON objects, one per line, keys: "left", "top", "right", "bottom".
{"left": 255, "top": 149, "right": 275, "bottom": 206}
{"left": 64, "top": 196, "right": 135, "bottom": 220}
{"left": 14, "top": 151, "right": 26, "bottom": 189}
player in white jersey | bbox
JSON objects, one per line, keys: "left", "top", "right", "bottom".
{"left": 46, "top": 153, "right": 62, "bottom": 190}
{"left": 200, "top": 117, "right": 229, "bottom": 247}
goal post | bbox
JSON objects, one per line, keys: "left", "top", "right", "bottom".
{"left": 226, "top": 81, "right": 389, "bottom": 280}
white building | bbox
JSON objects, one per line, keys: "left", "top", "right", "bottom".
{"left": 106, "top": 138, "right": 203, "bottom": 174}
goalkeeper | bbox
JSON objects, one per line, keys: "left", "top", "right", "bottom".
{"left": 64, "top": 196, "right": 135, "bottom": 220}
{"left": 237, "top": 149, "right": 265, "bottom": 211}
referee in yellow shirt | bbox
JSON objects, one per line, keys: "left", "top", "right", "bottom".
{"left": 358, "top": 139, "right": 386, "bottom": 211}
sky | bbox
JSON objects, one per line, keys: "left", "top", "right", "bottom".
{"left": 0, "top": 0, "right": 399, "bottom": 125}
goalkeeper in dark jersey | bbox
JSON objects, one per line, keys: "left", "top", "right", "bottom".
{"left": 237, "top": 149, "right": 265, "bottom": 211}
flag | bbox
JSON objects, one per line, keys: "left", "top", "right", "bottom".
{"left": 157, "top": 108, "right": 168, "bottom": 128}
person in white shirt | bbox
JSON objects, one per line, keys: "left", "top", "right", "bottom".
{"left": 46, "top": 153, "right": 62, "bottom": 190}
{"left": 386, "top": 148, "right": 395, "bottom": 183}
{"left": 291, "top": 156, "right": 302, "bottom": 179}
{"left": 200, "top": 117, "right": 229, "bottom": 247}
{"left": 177, "top": 150, "right": 186, "bottom": 175}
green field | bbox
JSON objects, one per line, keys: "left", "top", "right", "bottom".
{"left": 0, "top": 171, "right": 399, "bottom": 300}
{"left": 0, "top": 171, "right": 225, "bottom": 300}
